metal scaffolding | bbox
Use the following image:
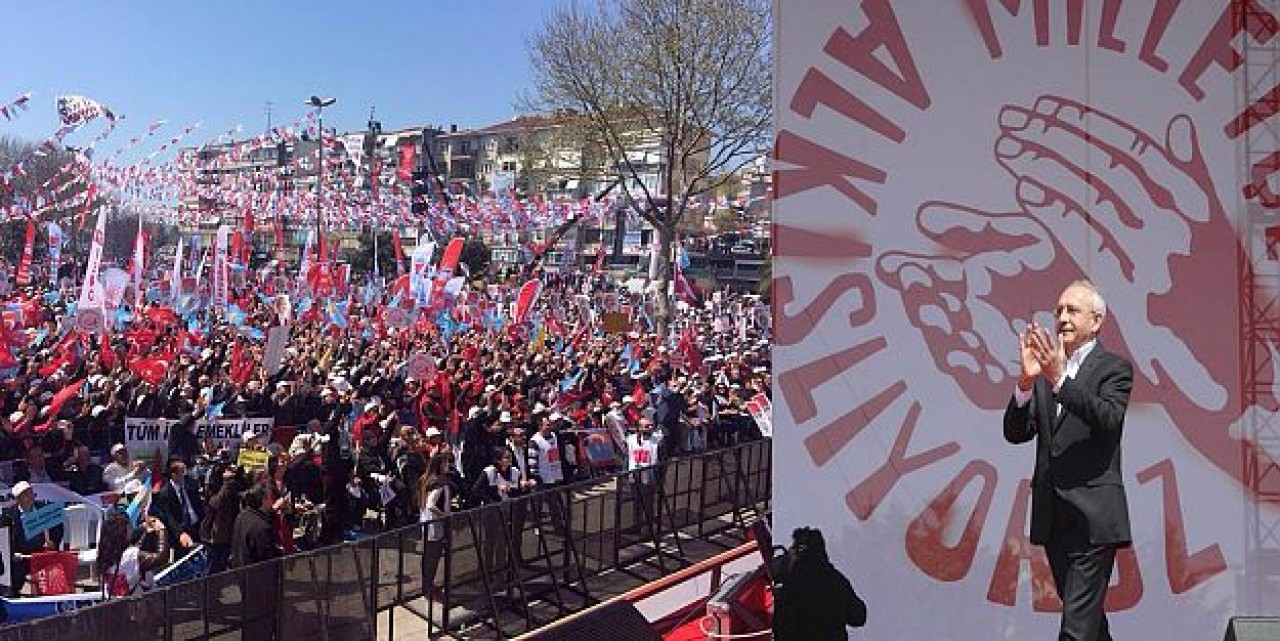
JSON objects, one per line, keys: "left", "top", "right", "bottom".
{"left": 1237, "top": 0, "right": 1280, "bottom": 614}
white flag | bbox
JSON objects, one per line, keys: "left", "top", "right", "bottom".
{"left": 78, "top": 202, "right": 107, "bottom": 311}
{"left": 171, "top": 239, "right": 184, "bottom": 303}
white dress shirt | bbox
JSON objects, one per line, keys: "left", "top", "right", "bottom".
{"left": 1013, "top": 338, "right": 1098, "bottom": 410}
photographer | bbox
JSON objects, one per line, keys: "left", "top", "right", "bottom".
{"left": 771, "top": 527, "right": 867, "bottom": 640}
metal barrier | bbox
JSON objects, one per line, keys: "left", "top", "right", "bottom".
{"left": 0, "top": 439, "right": 771, "bottom": 641}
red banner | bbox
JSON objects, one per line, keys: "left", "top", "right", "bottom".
{"left": 397, "top": 140, "right": 416, "bottom": 182}
{"left": 15, "top": 220, "right": 34, "bottom": 286}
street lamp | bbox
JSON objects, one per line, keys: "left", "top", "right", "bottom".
{"left": 306, "top": 95, "right": 336, "bottom": 265}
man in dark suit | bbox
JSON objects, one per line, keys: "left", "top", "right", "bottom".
{"left": 151, "top": 459, "right": 204, "bottom": 557}
{"left": 1003, "top": 280, "right": 1132, "bottom": 641}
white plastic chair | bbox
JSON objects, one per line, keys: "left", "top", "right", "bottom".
{"left": 62, "top": 504, "right": 104, "bottom": 581}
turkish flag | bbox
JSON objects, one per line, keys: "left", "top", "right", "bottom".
{"left": 128, "top": 350, "right": 174, "bottom": 385}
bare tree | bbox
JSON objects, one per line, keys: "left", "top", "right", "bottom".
{"left": 0, "top": 135, "right": 88, "bottom": 257}
{"left": 526, "top": 0, "right": 772, "bottom": 331}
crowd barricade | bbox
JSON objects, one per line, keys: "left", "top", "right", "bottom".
{"left": 0, "top": 439, "right": 771, "bottom": 640}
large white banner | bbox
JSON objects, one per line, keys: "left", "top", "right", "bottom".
{"left": 124, "top": 416, "right": 274, "bottom": 455}
{"left": 213, "top": 225, "right": 231, "bottom": 309}
{"left": 77, "top": 202, "right": 107, "bottom": 311}
{"left": 773, "top": 2, "right": 1279, "bottom": 639}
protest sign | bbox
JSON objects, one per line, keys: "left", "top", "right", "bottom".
{"left": 237, "top": 448, "right": 270, "bottom": 471}
{"left": 263, "top": 325, "right": 290, "bottom": 375}
{"left": 601, "top": 312, "right": 629, "bottom": 334}
{"left": 20, "top": 502, "right": 65, "bottom": 541}
{"left": 125, "top": 417, "right": 274, "bottom": 453}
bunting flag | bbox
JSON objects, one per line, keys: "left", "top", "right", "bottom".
{"left": 0, "top": 92, "right": 32, "bottom": 121}
{"left": 15, "top": 221, "right": 35, "bottom": 286}
{"left": 56, "top": 94, "right": 116, "bottom": 127}
{"left": 78, "top": 182, "right": 96, "bottom": 230}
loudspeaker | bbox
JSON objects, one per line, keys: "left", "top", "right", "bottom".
{"left": 1224, "top": 616, "right": 1280, "bottom": 641}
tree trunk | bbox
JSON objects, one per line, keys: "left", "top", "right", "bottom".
{"left": 652, "top": 223, "right": 674, "bottom": 337}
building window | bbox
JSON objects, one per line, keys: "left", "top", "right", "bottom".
{"left": 482, "top": 162, "right": 493, "bottom": 175}
{"left": 486, "top": 138, "right": 497, "bottom": 151}
{"left": 460, "top": 141, "right": 471, "bottom": 154}
{"left": 501, "top": 161, "right": 517, "bottom": 172}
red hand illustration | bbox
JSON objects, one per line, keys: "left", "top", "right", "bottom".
{"left": 880, "top": 95, "right": 1278, "bottom": 500}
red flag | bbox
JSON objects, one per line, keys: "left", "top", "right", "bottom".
{"left": 274, "top": 213, "right": 284, "bottom": 251}
{"left": 100, "top": 331, "right": 115, "bottom": 371}
{"left": 15, "top": 221, "right": 34, "bottom": 286}
{"left": 128, "top": 350, "right": 174, "bottom": 385}
{"left": 438, "top": 237, "right": 465, "bottom": 276}
{"left": 514, "top": 279, "right": 542, "bottom": 325}
{"left": 631, "top": 381, "right": 646, "bottom": 407}
{"left": 45, "top": 378, "right": 85, "bottom": 424}
{"left": 229, "top": 341, "right": 253, "bottom": 386}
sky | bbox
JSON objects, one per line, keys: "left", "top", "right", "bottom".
{"left": 1, "top": 1, "right": 567, "bottom": 159}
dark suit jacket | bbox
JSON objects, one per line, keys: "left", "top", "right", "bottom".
{"left": 1002, "top": 342, "right": 1133, "bottom": 547}
{"left": 151, "top": 478, "right": 205, "bottom": 547}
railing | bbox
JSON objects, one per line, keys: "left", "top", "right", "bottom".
{"left": 0, "top": 439, "right": 771, "bottom": 641}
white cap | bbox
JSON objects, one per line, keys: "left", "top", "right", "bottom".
{"left": 11, "top": 481, "right": 32, "bottom": 498}
{"left": 111, "top": 443, "right": 127, "bottom": 455}
{"left": 242, "top": 430, "right": 259, "bottom": 442}
{"left": 122, "top": 479, "right": 143, "bottom": 495}
{"left": 533, "top": 403, "right": 548, "bottom": 414}
{"left": 425, "top": 427, "right": 443, "bottom": 437}
{"left": 364, "top": 401, "right": 379, "bottom": 413}
{"left": 549, "top": 411, "right": 564, "bottom": 422}
{"left": 499, "top": 411, "right": 513, "bottom": 423}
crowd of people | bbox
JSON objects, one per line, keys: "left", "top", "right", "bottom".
{"left": 0, "top": 259, "right": 772, "bottom": 603}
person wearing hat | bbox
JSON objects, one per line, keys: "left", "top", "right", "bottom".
{"left": 2, "top": 481, "right": 65, "bottom": 596}
{"left": 103, "top": 443, "right": 147, "bottom": 493}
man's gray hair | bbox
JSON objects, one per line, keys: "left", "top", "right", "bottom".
{"left": 1068, "top": 279, "right": 1107, "bottom": 318}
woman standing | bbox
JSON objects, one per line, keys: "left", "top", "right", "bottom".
{"left": 416, "top": 451, "right": 455, "bottom": 602}
{"left": 470, "top": 448, "right": 535, "bottom": 583}
{"left": 97, "top": 511, "right": 170, "bottom": 598}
